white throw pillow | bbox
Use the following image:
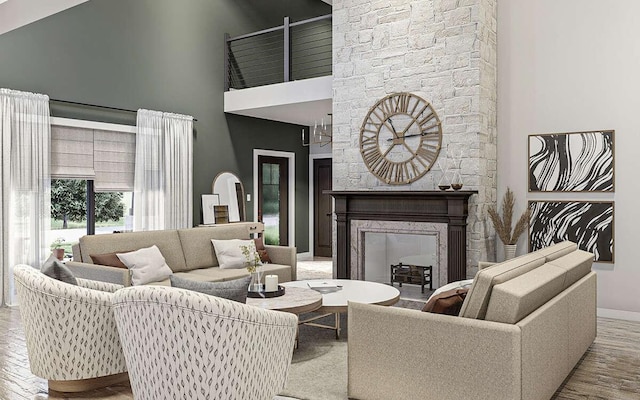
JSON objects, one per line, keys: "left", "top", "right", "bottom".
{"left": 212, "top": 239, "right": 259, "bottom": 269}
{"left": 117, "top": 245, "right": 173, "bottom": 285}
{"left": 427, "top": 279, "right": 474, "bottom": 302}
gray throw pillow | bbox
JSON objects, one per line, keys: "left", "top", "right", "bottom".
{"left": 170, "top": 275, "right": 252, "bottom": 303}
{"left": 41, "top": 254, "right": 77, "bottom": 285}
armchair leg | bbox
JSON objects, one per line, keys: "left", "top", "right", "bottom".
{"left": 48, "top": 372, "right": 129, "bottom": 393}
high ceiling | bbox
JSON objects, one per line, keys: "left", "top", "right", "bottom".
{"left": 0, "top": 0, "right": 88, "bottom": 36}
{"left": 0, "top": 0, "right": 331, "bottom": 36}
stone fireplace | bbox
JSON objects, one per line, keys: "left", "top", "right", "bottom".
{"left": 329, "top": 191, "right": 476, "bottom": 283}
{"left": 331, "top": 0, "right": 498, "bottom": 269}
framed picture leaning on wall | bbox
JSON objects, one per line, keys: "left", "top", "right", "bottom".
{"left": 528, "top": 200, "right": 614, "bottom": 263}
{"left": 202, "top": 194, "right": 220, "bottom": 225}
{"left": 528, "top": 130, "right": 614, "bottom": 192}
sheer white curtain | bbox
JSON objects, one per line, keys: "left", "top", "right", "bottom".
{"left": 0, "top": 89, "right": 51, "bottom": 306}
{"left": 134, "top": 109, "right": 192, "bottom": 231}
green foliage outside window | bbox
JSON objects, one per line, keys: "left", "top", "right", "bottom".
{"left": 51, "top": 179, "right": 125, "bottom": 229}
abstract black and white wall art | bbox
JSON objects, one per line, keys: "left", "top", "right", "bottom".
{"left": 528, "top": 130, "right": 614, "bottom": 192}
{"left": 529, "top": 201, "right": 614, "bottom": 262}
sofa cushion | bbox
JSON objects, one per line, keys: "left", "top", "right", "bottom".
{"left": 90, "top": 251, "right": 132, "bottom": 269}
{"left": 534, "top": 241, "right": 578, "bottom": 262}
{"left": 170, "top": 275, "right": 252, "bottom": 303}
{"left": 183, "top": 267, "right": 248, "bottom": 282}
{"left": 484, "top": 264, "right": 566, "bottom": 324}
{"left": 187, "top": 263, "right": 292, "bottom": 283}
{"left": 80, "top": 230, "right": 188, "bottom": 272}
{"left": 177, "top": 225, "right": 251, "bottom": 270}
{"left": 548, "top": 249, "right": 593, "bottom": 288}
{"left": 41, "top": 254, "right": 77, "bottom": 285}
{"left": 422, "top": 288, "right": 469, "bottom": 315}
{"left": 459, "top": 252, "right": 546, "bottom": 319}
{"left": 117, "top": 245, "right": 173, "bottom": 285}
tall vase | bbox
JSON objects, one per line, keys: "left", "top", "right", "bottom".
{"left": 504, "top": 244, "right": 517, "bottom": 261}
{"left": 250, "top": 269, "right": 263, "bottom": 292}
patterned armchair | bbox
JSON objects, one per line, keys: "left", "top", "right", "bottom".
{"left": 13, "top": 264, "right": 128, "bottom": 392}
{"left": 112, "top": 285, "right": 298, "bottom": 400}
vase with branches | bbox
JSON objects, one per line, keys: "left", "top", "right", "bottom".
{"left": 487, "top": 188, "right": 531, "bottom": 260}
{"left": 240, "top": 244, "right": 262, "bottom": 291}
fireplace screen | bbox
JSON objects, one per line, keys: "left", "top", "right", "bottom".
{"left": 364, "top": 232, "right": 438, "bottom": 286}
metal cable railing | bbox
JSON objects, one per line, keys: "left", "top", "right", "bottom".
{"left": 225, "top": 14, "right": 332, "bottom": 91}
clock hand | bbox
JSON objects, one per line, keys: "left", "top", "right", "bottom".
{"left": 401, "top": 133, "right": 424, "bottom": 139}
{"left": 385, "top": 123, "right": 442, "bottom": 141}
{"left": 386, "top": 132, "right": 424, "bottom": 141}
{"left": 385, "top": 118, "right": 400, "bottom": 139}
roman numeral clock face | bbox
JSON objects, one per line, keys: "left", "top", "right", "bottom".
{"left": 360, "top": 93, "right": 442, "bottom": 184}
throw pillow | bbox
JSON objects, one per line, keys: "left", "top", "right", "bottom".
{"left": 170, "top": 275, "right": 252, "bottom": 303}
{"left": 90, "top": 251, "right": 133, "bottom": 269}
{"left": 254, "top": 237, "right": 272, "bottom": 264}
{"left": 116, "top": 245, "right": 173, "bottom": 285}
{"left": 428, "top": 279, "right": 473, "bottom": 301}
{"left": 211, "top": 239, "right": 259, "bottom": 269}
{"left": 41, "top": 254, "right": 77, "bottom": 285}
{"left": 422, "top": 288, "right": 469, "bottom": 316}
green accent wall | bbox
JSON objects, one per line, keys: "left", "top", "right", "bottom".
{"left": 0, "top": 0, "right": 330, "bottom": 252}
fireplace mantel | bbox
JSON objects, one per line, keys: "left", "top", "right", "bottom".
{"left": 328, "top": 190, "right": 477, "bottom": 282}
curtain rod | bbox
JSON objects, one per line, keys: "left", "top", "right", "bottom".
{"left": 50, "top": 98, "right": 198, "bottom": 122}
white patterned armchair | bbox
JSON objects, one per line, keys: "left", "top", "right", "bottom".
{"left": 112, "top": 285, "right": 298, "bottom": 400}
{"left": 13, "top": 264, "right": 128, "bottom": 392}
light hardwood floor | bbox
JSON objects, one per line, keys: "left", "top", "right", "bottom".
{"left": 1, "top": 305, "right": 639, "bottom": 399}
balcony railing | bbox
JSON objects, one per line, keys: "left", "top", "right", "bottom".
{"left": 224, "top": 14, "right": 332, "bottom": 91}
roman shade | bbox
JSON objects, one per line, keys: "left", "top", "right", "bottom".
{"left": 50, "top": 125, "right": 95, "bottom": 179}
{"left": 51, "top": 125, "right": 135, "bottom": 191}
{"left": 93, "top": 129, "right": 135, "bottom": 192}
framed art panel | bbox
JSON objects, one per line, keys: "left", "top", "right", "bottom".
{"left": 202, "top": 194, "right": 220, "bottom": 224}
{"left": 528, "top": 130, "right": 614, "bottom": 192}
{"left": 528, "top": 200, "right": 614, "bottom": 263}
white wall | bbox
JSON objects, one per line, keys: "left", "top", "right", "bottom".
{"left": 498, "top": 0, "right": 640, "bottom": 313}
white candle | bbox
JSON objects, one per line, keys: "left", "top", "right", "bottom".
{"left": 265, "top": 275, "right": 278, "bottom": 292}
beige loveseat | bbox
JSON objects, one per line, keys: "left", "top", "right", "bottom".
{"left": 348, "top": 241, "right": 596, "bottom": 400}
{"left": 66, "top": 223, "right": 297, "bottom": 286}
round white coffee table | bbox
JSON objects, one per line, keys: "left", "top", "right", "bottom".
{"left": 246, "top": 287, "right": 322, "bottom": 315}
{"left": 282, "top": 279, "right": 400, "bottom": 338}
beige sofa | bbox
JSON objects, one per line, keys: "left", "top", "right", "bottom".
{"left": 348, "top": 241, "right": 596, "bottom": 400}
{"left": 67, "top": 223, "right": 297, "bottom": 286}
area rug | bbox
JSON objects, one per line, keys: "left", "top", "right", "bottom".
{"left": 279, "top": 299, "right": 426, "bottom": 400}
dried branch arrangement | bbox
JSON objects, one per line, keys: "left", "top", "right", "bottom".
{"left": 488, "top": 188, "right": 531, "bottom": 245}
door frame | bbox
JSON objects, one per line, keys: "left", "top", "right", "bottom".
{"left": 253, "top": 149, "right": 296, "bottom": 247}
{"left": 308, "top": 154, "right": 332, "bottom": 258}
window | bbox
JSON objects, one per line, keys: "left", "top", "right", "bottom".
{"left": 49, "top": 118, "right": 136, "bottom": 258}
{"left": 51, "top": 179, "right": 133, "bottom": 258}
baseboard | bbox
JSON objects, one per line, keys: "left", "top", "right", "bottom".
{"left": 297, "top": 252, "right": 312, "bottom": 261}
{"left": 597, "top": 308, "right": 640, "bottom": 322}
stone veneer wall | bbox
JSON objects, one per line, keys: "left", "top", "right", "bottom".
{"left": 332, "top": 0, "right": 498, "bottom": 276}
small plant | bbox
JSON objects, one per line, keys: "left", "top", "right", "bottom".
{"left": 50, "top": 237, "right": 65, "bottom": 250}
{"left": 240, "top": 244, "right": 261, "bottom": 273}
{"left": 487, "top": 188, "right": 531, "bottom": 245}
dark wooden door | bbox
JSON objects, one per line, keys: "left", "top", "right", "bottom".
{"left": 258, "top": 155, "right": 289, "bottom": 246}
{"left": 314, "top": 158, "right": 332, "bottom": 257}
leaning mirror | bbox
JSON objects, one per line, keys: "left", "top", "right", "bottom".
{"left": 212, "top": 172, "right": 245, "bottom": 222}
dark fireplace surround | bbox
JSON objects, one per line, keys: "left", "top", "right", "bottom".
{"left": 328, "top": 191, "right": 477, "bottom": 283}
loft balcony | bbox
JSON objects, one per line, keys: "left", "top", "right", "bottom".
{"left": 223, "top": 15, "right": 332, "bottom": 126}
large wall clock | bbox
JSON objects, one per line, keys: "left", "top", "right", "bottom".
{"left": 360, "top": 92, "right": 443, "bottom": 185}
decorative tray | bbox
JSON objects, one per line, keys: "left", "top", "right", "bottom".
{"left": 247, "top": 285, "right": 286, "bottom": 298}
